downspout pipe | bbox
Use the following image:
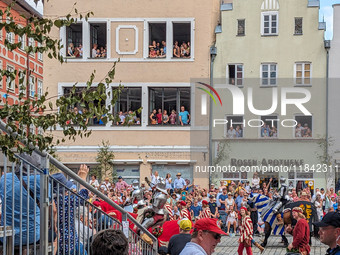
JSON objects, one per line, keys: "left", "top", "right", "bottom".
{"left": 324, "top": 40, "right": 331, "bottom": 166}
{"left": 209, "top": 45, "right": 217, "bottom": 188}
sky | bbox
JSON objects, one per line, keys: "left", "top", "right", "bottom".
{"left": 26, "top": 0, "right": 338, "bottom": 40}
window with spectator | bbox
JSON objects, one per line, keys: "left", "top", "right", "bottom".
{"left": 148, "top": 23, "right": 166, "bottom": 59}
{"left": 148, "top": 87, "right": 190, "bottom": 125}
{"left": 227, "top": 64, "right": 243, "bottom": 86}
{"left": 173, "top": 23, "right": 191, "bottom": 58}
{"left": 113, "top": 87, "right": 141, "bottom": 125}
{"left": 260, "top": 115, "right": 278, "bottom": 138}
{"left": 66, "top": 23, "right": 83, "bottom": 58}
{"left": 295, "top": 116, "right": 312, "bottom": 138}
{"left": 90, "top": 22, "right": 107, "bottom": 58}
{"left": 226, "top": 115, "right": 244, "bottom": 138}
{"left": 63, "top": 87, "right": 106, "bottom": 126}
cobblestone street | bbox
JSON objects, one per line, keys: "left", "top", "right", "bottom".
{"left": 214, "top": 235, "right": 327, "bottom": 255}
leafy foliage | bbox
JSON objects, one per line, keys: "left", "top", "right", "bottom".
{"left": 0, "top": 2, "right": 139, "bottom": 161}
{"left": 91, "top": 140, "right": 116, "bottom": 182}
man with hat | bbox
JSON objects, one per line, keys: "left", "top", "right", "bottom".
{"left": 116, "top": 176, "right": 129, "bottom": 193}
{"left": 100, "top": 177, "right": 111, "bottom": 192}
{"left": 168, "top": 219, "right": 192, "bottom": 255}
{"left": 299, "top": 191, "right": 310, "bottom": 202}
{"left": 179, "top": 218, "right": 227, "bottom": 255}
{"left": 179, "top": 201, "right": 191, "bottom": 221}
{"left": 174, "top": 173, "right": 186, "bottom": 190}
{"left": 313, "top": 211, "right": 340, "bottom": 255}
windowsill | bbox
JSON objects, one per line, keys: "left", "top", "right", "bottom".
{"left": 261, "top": 34, "right": 278, "bottom": 37}
{"left": 147, "top": 124, "right": 191, "bottom": 127}
{"left": 171, "top": 57, "right": 192, "bottom": 60}
{"left": 294, "top": 33, "right": 303, "bottom": 36}
{"left": 294, "top": 84, "right": 312, "bottom": 87}
{"left": 236, "top": 34, "right": 245, "bottom": 36}
{"left": 87, "top": 57, "right": 108, "bottom": 60}
{"left": 60, "top": 57, "right": 194, "bottom": 62}
{"left": 148, "top": 57, "right": 167, "bottom": 59}
{"left": 228, "top": 84, "right": 244, "bottom": 88}
{"left": 260, "top": 137, "right": 279, "bottom": 139}
{"left": 111, "top": 124, "right": 142, "bottom": 127}
{"left": 260, "top": 85, "right": 277, "bottom": 88}
{"left": 65, "top": 56, "right": 83, "bottom": 59}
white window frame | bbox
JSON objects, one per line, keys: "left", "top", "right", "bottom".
{"left": 288, "top": 174, "right": 314, "bottom": 190}
{"left": 261, "top": 11, "right": 279, "bottom": 36}
{"left": 225, "top": 115, "right": 244, "bottom": 139}
{"left": 226, "top": 64, "right": 244, "bottom": 87}
{"left": 6, "top": 31, "right": 14, "bottom": 43}
{"left": 143, "top": 18, "right": 195, "bottom": 61}
{"left": 37, "top": 80, "right": 43, "bottom": 98}
{"left": 294, "top": 114, "right": 313, "bottom": 139}
{"left": 18, "top": 70, "right": 26, "bottom": 96}
{"left": 29, "top": 124, "right": 35, "bottom": 134}
{"left": 6, "top": 65, "right": 15, "bottom": 91}
{"left": 29, "top": 76, "right": 35, "bottom": 98}
{"left": 57, "top": 82, "right": 194, "bottom": 131}
{"left": 19, "top": 34, "right": 26, "bottom": 50}
{"left": 259, "top": 115, "right": 279, "bottom": 139}
{"left": 38, "top": 42, "right": 43, "bottom": 61}
{"left": 260, "top": 63, "right": 277, "bottom": 86}
{"left": 38, "top": 127, "right": 44, "bottom": 135}
{"left": 294, "top": 62, "right": 312, "bottom": 86}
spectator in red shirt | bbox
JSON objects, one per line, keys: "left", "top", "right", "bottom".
{"left": 157, "top": 109, "right": 162, "bottom": 124}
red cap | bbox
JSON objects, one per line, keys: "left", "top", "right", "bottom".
{"left": 240, "top": 207, "right": 248, "bottom": 212}
{"left": 180, "top": 201, "right": 187, "bottom": 206}
{"left": 194, "top": 218, "right": 227, "bottom": 235}
{"left": 202, "top": 200, "right": 209, "bottom": 205}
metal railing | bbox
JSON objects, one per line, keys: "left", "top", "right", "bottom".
{"left": 0, "top": 121, "right": 158, "bottom": 255}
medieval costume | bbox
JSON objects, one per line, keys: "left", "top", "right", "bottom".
{"left": 201, "top": 200, "right": 211, "bottom": 219}
{"left": 179, "top": 201, "right": 191, "bottom": 220}
{"left": 289, "top": 207, "right": 310, "bottom": 255}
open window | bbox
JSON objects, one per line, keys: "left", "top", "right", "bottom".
{"left": 228, "top": 64, "right": 243, "bottom": 86}
{"left": 148, "top": 23, "right": 166, "bottom": 58}
{"left": 295, "top": 115, "right": 312, "bottom": 138}
{"left": 226, "top": 115, "right": 244, "bottom": 138}
{"left": 90, "top": 22, "right": 107, "bottom": 58}
{"left": 113, "top": 87, "right": 142, "bottom": 126}
{"left": 260, "top": 115, "right": 278, "bottom": 138}
{"left": 173, "top": 23, "right": 191, "bottom": 58}
{"left": 148, "top": 87, "right": 191, "bottom": 125}
{"left": 66, "top": 23, "right": 83, "bottom": 58}
{"left": 63, "top": 87, "right": 106, "bottom": 126}
{"left": 6, "top": 65, "right": 14, "bottom": 91}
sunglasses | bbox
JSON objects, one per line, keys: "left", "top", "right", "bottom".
{"left": 205, "top": 231, "right": 221, "bottom": 240}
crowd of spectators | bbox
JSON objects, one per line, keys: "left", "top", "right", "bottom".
{"left": 67, "top": 43, "right": 83, "bottom": 58}
{"left": 261, "top": 123, "right": 278, "bottom": 138}
{"left": 148, "top": 40, "right": 191, "bottom": 58}
{"left": 295, "top": 122, "right": 312, "bottom": 137}
{"left": 150, "top": 106, "right": 190, "bottom": 126}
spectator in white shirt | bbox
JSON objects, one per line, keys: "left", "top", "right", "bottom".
{"left": 150, "top": 169, "right": 160, "bottom": 185}
{"left": 251, "top": 173, "right": 260, "bottom": 189}
{"left": 89, "top": 175, "right": 99, "bottom": 188}
{"left": 100, "top": 177, "right": 111, "bottom": 192}
{"left": 174, "top": 173, "right": 186, "bottom": 190}
{"left": 227, "top": 126, "right": 237, "bottom": 138}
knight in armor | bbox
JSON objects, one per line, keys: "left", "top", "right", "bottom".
{"left": 130, "top": 179, "right": 146, "bottom": 210}
{"left": 273, "top": 176, "right": 291, "bottom": 225}
{"left": 140, "top": 178, "right": 168, "bottom": 231}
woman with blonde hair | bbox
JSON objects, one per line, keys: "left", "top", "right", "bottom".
{"left": 286, "top": 207, "right": 310, "bottom": 255}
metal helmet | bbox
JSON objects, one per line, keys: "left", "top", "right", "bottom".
{"left": 132, "top": 179, "right": 139, "bottom": 189}
{"left": 156, "top": 178, "right": 167, "bottom": 194}
{"left": 280, "top": 176, "right": 286, "bottom": 184}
